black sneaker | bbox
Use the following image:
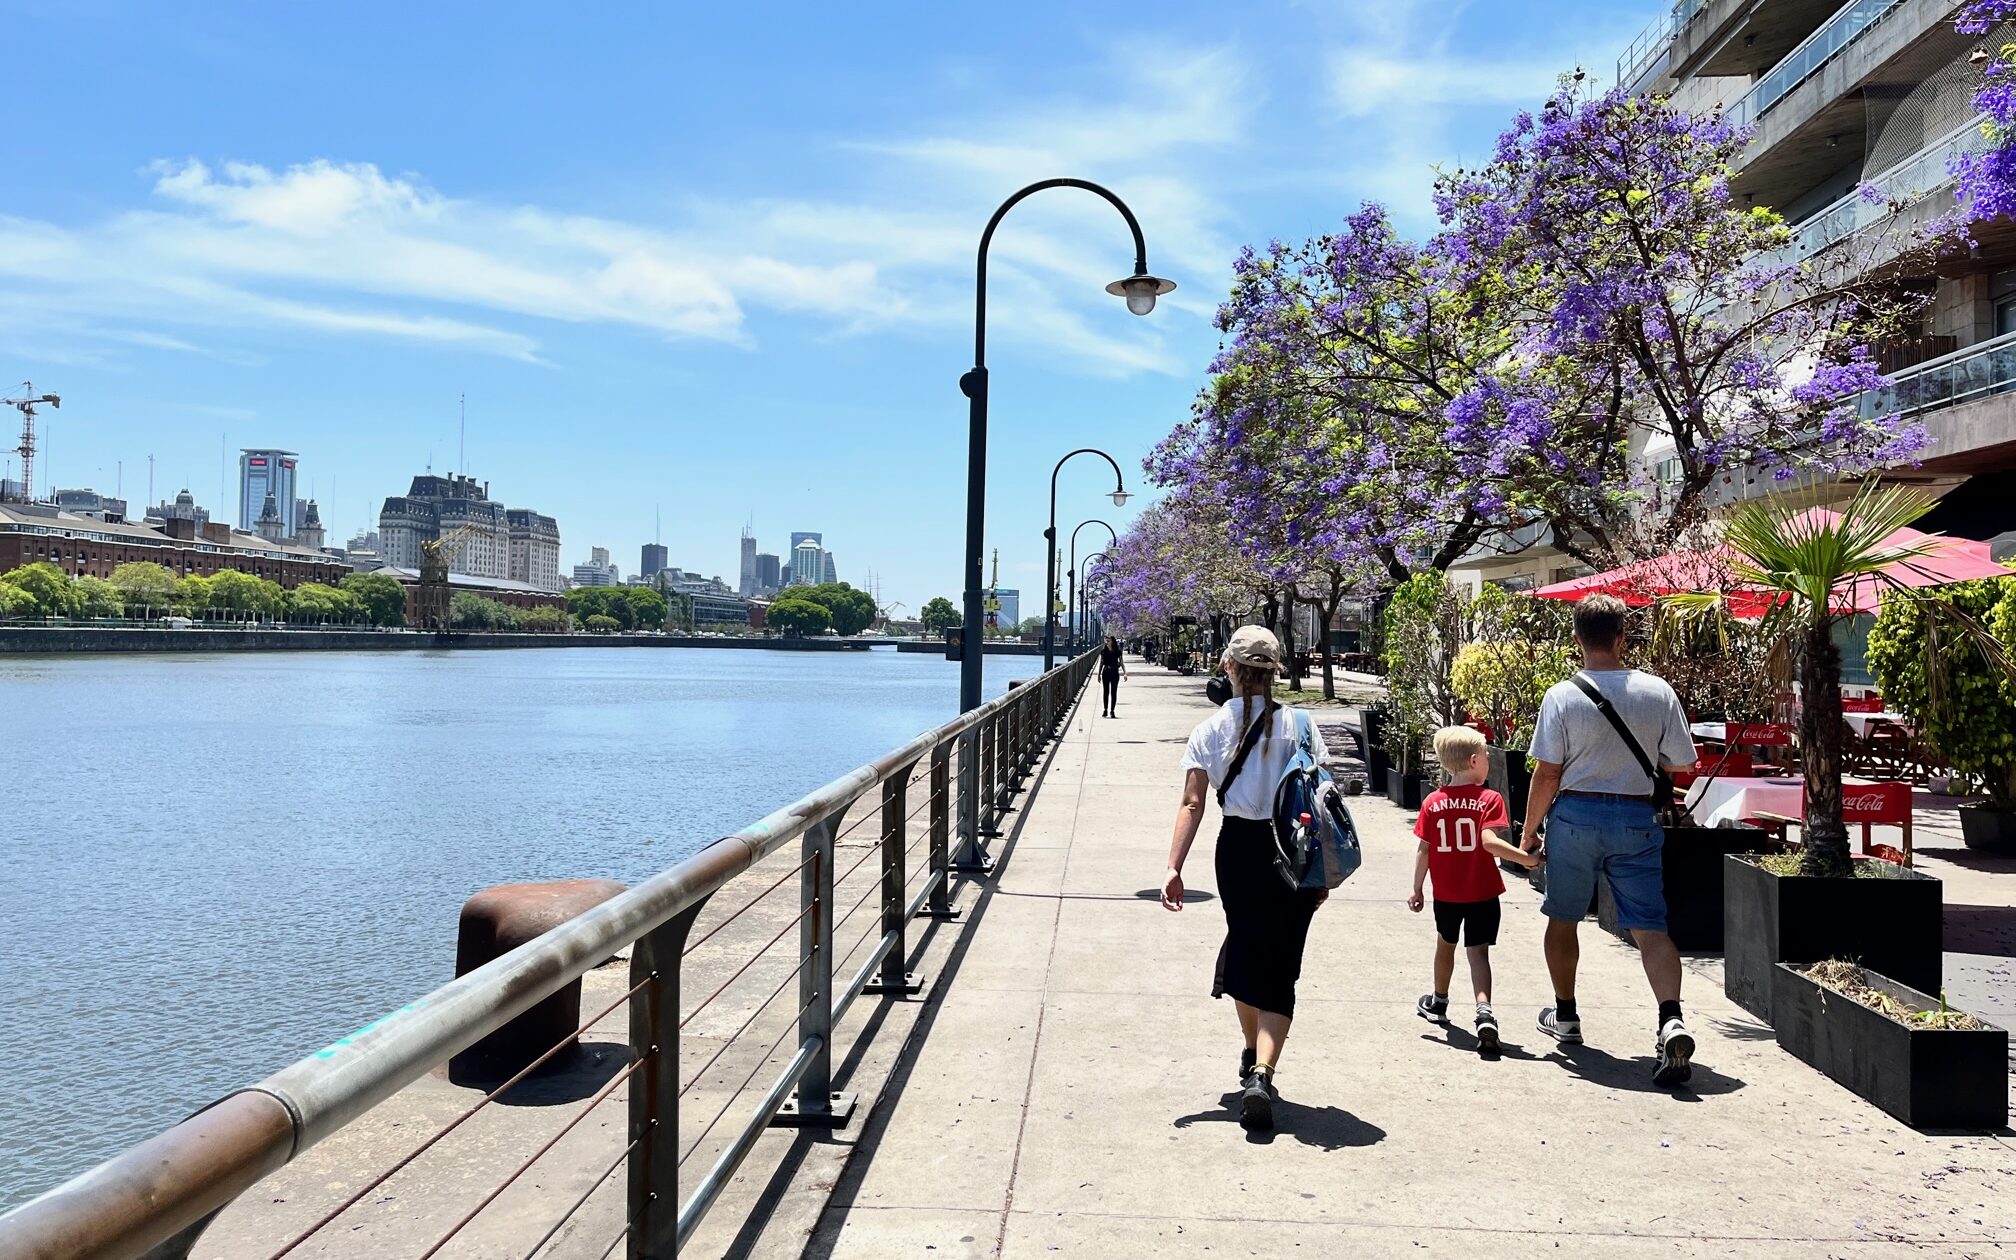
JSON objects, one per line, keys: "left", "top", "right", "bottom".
{"left": 1416, "top": 993, "right": 1450, "bottom": 1024}
{"left": 1475, "top": 1007, "right": 1500, "bottom": 1052}
{"left": 1654, "top": 1017, "right": 1696, "bottom": 1087}
{"left": 1239, "top": 1046, "right": 1256, "bottom": 1082}
{"left": 1238, "top": 1069, "right": 1275, "bottom": 1132}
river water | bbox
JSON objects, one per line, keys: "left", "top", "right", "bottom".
{"left": 0, "top": 645, "right": 1039, "bottom": 1209}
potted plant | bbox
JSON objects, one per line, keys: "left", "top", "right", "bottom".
{"left": 1869, "top": 576, "right": 2016, "bottom": 853}
{"left": 1380, "top": 573, "right": 1467, "bottom": 814}
{"left": 1451, "top": 587, "right": 1574, "bottom": 869}
{"left": 1360, "top": 703, "right": 1391, "bottom": 794}
{"left": 1771, "top": 960, "right": 2007, "bottom": 1131}
{"left": 1670, "top": 484, "right": 1997, "bottom": 1020}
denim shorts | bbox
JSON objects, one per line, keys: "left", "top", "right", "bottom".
{"left": 1541, "top": 794, "right": 1666, "bottom": 932}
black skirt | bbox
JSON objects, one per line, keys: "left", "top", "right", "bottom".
{"left": 1212, "top": 816, "right": 1322, "bottom": 1018}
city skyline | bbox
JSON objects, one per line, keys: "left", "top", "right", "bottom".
{"left": 0, "top": 1, "right": 1656, "bottom": 610}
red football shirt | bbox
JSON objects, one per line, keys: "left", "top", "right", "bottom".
{"left": 1413, "top": 785, "right": 1510, "bottom": 903}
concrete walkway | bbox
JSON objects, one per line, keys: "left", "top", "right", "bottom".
{"left": 809, "top": 670, "right": 2016, "bottom": 1259}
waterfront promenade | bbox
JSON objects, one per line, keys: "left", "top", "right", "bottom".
{"left": 196, "top": 670, "right": 2015, "bottom": 1258}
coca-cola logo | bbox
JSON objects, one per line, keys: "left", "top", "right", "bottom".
{"left": 1842, "top": 792, "right": 1893, "bottom": 812}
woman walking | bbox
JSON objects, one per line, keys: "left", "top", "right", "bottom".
{"left": 1099, "top": 635, "right": 1128, "bottom": 717}
{"left": 1160, "top": 626, "right": 1327, "bottom": 1131}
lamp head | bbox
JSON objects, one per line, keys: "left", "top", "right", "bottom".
{"left": 1105, "top": 272, "right": 1176, "bottom": 316}
{"left": 1109, "top": 488, "right": 1132, "bottom": 507}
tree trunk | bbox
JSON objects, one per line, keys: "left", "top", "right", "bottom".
{"left": 1798, "top": 622, "right": 1853, "bottom": 878}
{"left": 1318, "top": 599, "right": 1338, "bottom": 700}
{"left": 1281, "top": 588, "right": 1302, "bottom": 692}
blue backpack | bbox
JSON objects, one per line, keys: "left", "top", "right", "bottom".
{"left": 1218, "top": 703, "right": 1363, "bottom": 890}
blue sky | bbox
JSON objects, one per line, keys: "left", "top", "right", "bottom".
{"left": 0, "top": 0, "right": 1660, "bottom": 612}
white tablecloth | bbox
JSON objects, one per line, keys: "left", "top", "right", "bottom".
{"left": 1689, "top": 722, "right": 1726, "bottom": 744}
{"left": 1684, "top": 776, "right": 1804, "bottom": 828}
{"left": 1843, "top": 712, "right": 1910, "bottom": 738}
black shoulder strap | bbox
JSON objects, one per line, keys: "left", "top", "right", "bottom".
{"left": 1570, "top": 673, "right": 1659, "bottom": 788}
{"left": 1217, "top": 700, "right": 1277, "bottom": 807}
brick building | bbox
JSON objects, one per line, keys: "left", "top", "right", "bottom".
{"left": 0, "top": 502, "right": 351, "bottom": 587}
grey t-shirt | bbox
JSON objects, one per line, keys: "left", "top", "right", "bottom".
{"left": 1529, "top": 669, "right": 1697, "bottom": 795}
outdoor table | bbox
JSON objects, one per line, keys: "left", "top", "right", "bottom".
{"left": 1690, "top": 721, "right": 1727, "bottom": 745}
{"left": 1843, "top": 711, "right": 1910, "bottom": 739}
{"left": 1685, "top": 776, "right": 1804, "bottom": 828}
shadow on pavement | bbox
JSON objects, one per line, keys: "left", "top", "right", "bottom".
{"left": 1417, "top": 1028, "right": 1543, "bottom": 1062}
{"left": 1945, "top": 904, "right": 2016, "bottom": 958}
{"left": 461, "top": 1039, "right": 636, "bottom": 1107}
{"left": 1174, "top": 1092, "right": 1388, "bottom": 1150}
{"left": 1915, "top": 845, "right": 2016, "bottom": 874}
{"left": 1132, "top": 888, "right": 1216, "bottom": 904}
{"left": 1552, "top": 1040, "right": 1748, "bottom": 1098}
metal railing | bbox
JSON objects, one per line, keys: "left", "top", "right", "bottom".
{"left": 1617, "top": 0, "right": 1711, "bottom": 92}
{"left": 1761, "top": 115, "right": 1991, "bottom": 266}
{"left": 1853, "top": 326, "right": 2016, "bottom": 420}
{"left": 1723, "top": 0, "right": 1906, "bottom": 132}
{"left": 0, "top": 649, "right": 1100, "bottom": 1260}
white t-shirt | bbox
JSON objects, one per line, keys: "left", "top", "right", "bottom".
{"left": 1529, "top": 669, "right": 1697, "bottom": 795}
{"left": 1180, "top": 699, "right": 1327, "bottom": 821}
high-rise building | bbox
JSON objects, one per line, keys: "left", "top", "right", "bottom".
{"left": 754, "top": 552, "right": 781, "bottom": 594}
{"left": 506, "top": 509, "right": 562, "bottom": 591}
{"left": 986, "top": 587, "right": 1020, "bottom": 629}
{"left": 790, "top": 537, "right": 824, "bottom": 587}
{"left": 239, "top": 449, "right": 299, "bottom": 537}
{"left": 642, "top": 542, "right": 669, "bottom": 581}
{"left": 376, "top": 473, "right": 552, "bottom": 584}
{"left": 738, "top": 527, "right": 758, "bottom": 596}
{"left": 573, "top": 546, "right": 620, "bottom": 587}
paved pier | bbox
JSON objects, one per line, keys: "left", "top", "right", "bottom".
{"left": 200, "top": 670, "right": 2016, "bottom": 1258}
{"left": 810, "top": 671, "right": 2016, "bottom": 1259}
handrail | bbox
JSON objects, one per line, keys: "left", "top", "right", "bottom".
{"left": 1767, "top": 114, "right": 1992, "bottom": 265}
{"left": 1617, "top": 0, "right": 1711, "bottom": 92}
{"left": 0, "top": 648, "right": 1102, "bottom": 1260}
{"left": 1854, "top": 326, "right": 2016, "bottom": 420}
{"left": 1723, "top": 0, "right": 1906, "bottom": 132}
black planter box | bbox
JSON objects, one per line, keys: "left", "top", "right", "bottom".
{"left": 1724, "top": 855, "right": 1942, "bottom": 1023}
{"left": 1958, "top": 801, "right": 2016, "bottom": 853}
{"left": 1595, "top": 826, "right": 1775, "bottom": 952}
{"left": 1486, "top": 746, "right": 1533, "bottom": 825}
{"left": 1771, "top": 964, "right": 2007, "bottom": 1131}
{"left": 1385, "top": 770, "right": 1424, "bottom": 811}
{"left": 1368, "top": 747, "right": 1391, "bottom": 795}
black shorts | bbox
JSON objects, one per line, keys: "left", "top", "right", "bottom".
{"left": 1433, "top": 898, "right": 1501, "bottom": 947}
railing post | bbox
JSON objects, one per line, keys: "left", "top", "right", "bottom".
{"left": 774, "top": 810, "right": 856, "bottom": 1127}
{"left": 922, "top": 741, "right": 962, "bottom": 918}
{"left": 863, "top": 769, "right": 925, "bottom": 995}
{"left": 629, "top": 900, "right": 705, "bottom": 1260}
{"left": 954, "top": 723, "right": 991, "bottom": 871}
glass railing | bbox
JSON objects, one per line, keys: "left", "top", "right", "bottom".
{"left": 1724, "top": 0, "right": 1906, "bottom": 131}
{"left": 1855, "top": 329, "right": 2016, "bottom": 420}
{"left": 1769, "top": 116, "right": 1991, "bottom": 263}
{"left": 1617, "top": 0, "right": 1712, "bottom": 91}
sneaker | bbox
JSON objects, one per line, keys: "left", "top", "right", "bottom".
{"left": 1416, "top": 994, "right": 1450, "bottom": 1024}
{"left": 1238, "top": 1069, "right": 1275, "bottom": 1131}
{"left": 1239, "top": 1046, "right": 1256, "bottom": 1082}
{"left": 1654, "top": 1017, "right": 1696, "bottom": 1087}
{"left": 1536, "top": 1006, "right": 1583, "bottom": 1044}
{"left": 1475, "top": 1007, "right": 1500, "bottom": 1052}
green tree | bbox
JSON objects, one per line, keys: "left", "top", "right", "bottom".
{"left": 341, "top": 572, "right": 409, "bottom": 627}
{"left": 0, "top": 563, "right": 79, "bottom": 617}
{"left": 1871, "top": 576, "right": 2016, "bottom": 813}
{"left": 795, "top": 583, "right": 876, "bottom": 635}
{"left": 0, "top": 583, "right": 34, "bottom": 619}
{"left": 450, "top": 592, "right": 521, "bottom": 630}
{"left": 768, "top": 598, "right": 831, "bottom": 637}
{"left": 621, "top": 585, "right": 669, "bottom": 631}
{"left": 288, "top": 582, "right": 360, "bottom": 624}
{"left": 585, "top": 613, "right": 621, "bottom": 633}
{"left": 520, "top": 605, "right": 570, "bottom": 633}
{"left": 72, "top": 575, "right": 122, "bottom": 619}
{"left": 208, "top": 570, "right": 284, "bottom": 618}
{"left": 109, "top": 561, "right": 181, "bottom": 617}
{"left": 569, "top": 586, "right": 635, "bottom": 629}
{"left": 919, "top": 596, "right": 959, "bottom": 634}
{"left": 174, "top": 574, "right": 213, "bottom": 617}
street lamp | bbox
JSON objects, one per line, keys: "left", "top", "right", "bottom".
{"left": 1066, "top": 518, "right": 1118, "bottom": 653}
{"left": 957, "top": 178, "right": 1171, "bottom": 715}
{"left": 1080, "top": 550, "right": 1111, "bottom": 648}
{"left": 1042, "top": 449, "right": 1129, "bottom": 671}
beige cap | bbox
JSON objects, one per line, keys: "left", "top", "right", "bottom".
{"left": 1223, "top": 624, "right": 1282, "bottom": 668}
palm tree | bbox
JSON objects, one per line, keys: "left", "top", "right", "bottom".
{"left": 1670, "top": 481, "right": 2011, "bottom": 877}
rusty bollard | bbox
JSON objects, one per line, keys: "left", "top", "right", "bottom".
{"left": 448, "top": 878, "right": 626, "bottom": 1085}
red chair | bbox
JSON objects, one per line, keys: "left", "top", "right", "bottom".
{"left": 1727, "top": 721, "right": 1793, "bottom": 748}
{"left": 1671, "top": 749, "right": 1753, "bottom": 790}
{"left": 1842, "top": 781, "right": 1914, "bottom": 866}
{"left": 1842, "top": 696, "right": 1883, "bottom": 714}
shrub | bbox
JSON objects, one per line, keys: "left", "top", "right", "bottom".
{"left": 585, "top": 613, "right": 621, "bottom": 633}
{"left": 1451, "top": 639, "right": 1575, "bottom": 749}
{"left": 1868, "top": 576, "right": 2016, "bottom": 809}
{"left": 1380, "top": 573, "right": 1470, "bottom": 770}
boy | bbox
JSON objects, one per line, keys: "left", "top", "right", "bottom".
{"left": 1410, "top": 725, "right": 1539, "bottom": 1051}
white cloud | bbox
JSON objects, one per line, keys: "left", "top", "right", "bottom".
{"left": 0, "top": 45, "right": 1247, "bottom": 377}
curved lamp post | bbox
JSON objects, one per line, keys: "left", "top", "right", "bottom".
{"left": 1066, "top": 518, "right": 1118, "bottom": 653}
{"left": 1043, "top": 451, "right": 1129, "bottom": 670}
{"left": 957, "top": 179, "right": 1172, "bottom": 715}
{"left": 1079, "top": 550, "right": 1111, "bottom": 648}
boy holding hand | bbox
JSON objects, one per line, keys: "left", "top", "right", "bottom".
{"left": 1410, "top": 726, "right": 1539, "bottom": 1051}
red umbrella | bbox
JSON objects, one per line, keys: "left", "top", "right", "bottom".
{"left": 1532, "top": 512, "right": 2008, "bottom": 615}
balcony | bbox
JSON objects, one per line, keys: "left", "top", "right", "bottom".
{"left": 1618, "top": 0, "right": 1714, "bottom": 92}
{"left": 1855, "top": 328, "right": 2016, "bottom": 423}
{"left": 1768, "top": 114, "right": 1990, "bottom": 264}
{"left": 1723, "top": 0, "right": 1908, "bottom": 132}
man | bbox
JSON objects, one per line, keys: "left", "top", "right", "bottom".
{"left": 1521, "top": 593, "right": 1701, "bottom": 1086}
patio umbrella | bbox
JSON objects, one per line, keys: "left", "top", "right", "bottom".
{"left": 1532, "top": 511, "right": 2008, "bottom": 615}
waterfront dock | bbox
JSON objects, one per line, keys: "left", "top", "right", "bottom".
{"left": 167, "top": 670, "right": 2016, "bottom": 1259}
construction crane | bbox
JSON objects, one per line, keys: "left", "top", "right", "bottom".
{"left": 3, "top": 383, "right": 60, "bottom": 503}
{"left": 415, "top": 522, "right": 485, "bottom": 630}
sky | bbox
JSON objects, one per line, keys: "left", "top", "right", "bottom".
{"left": 0, "top": 0, "right": 1661, "bottom": 613}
